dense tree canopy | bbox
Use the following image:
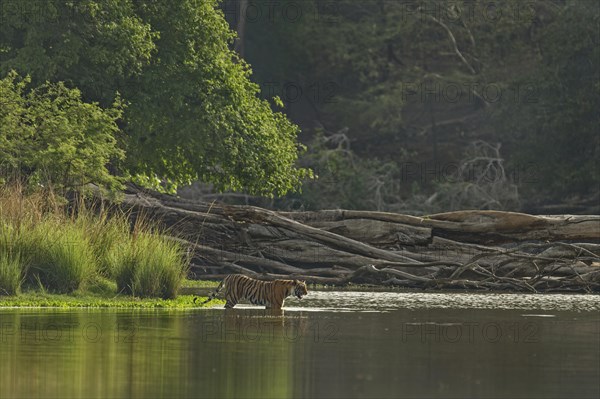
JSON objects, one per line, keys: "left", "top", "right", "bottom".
{"left": 0, "top": 0, "right": 309, "bottom": 195}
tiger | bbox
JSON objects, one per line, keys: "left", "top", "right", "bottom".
{"left": 194, "top": 274, "right": 308, "bottom": 309}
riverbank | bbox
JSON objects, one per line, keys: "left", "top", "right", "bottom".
{"left": 0, "top": 279, "right": 223, "bottom": 308}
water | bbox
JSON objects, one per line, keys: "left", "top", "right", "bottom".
{"left": 1, "top": 291, "right": 599, "bottom": 399}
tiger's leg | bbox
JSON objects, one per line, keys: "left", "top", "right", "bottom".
{"left": 265, "top": 300, "right": 282, "bottom": 309}
{"left": 223, "top": 280, "right": 240, "bottom": 308}
{"left": 272, "top": 288, "right": 284, "bottom": 309}
{"left": 225, "top": 292, "right": 237, "bottom": 308}
{"left": 270, "top": 299, "right": 284, "bottom": 310}
{"left": 225, "top": 300, "right": 236, "bottom": 309}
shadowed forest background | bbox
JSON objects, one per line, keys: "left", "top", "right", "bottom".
{"left": 198, "top": 0, "right": 598, "bottom": 214}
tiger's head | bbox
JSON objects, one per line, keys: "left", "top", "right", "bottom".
{"left": 293, "top": 280, "right": 308, "bottom": 300}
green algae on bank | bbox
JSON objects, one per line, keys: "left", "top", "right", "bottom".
{"left": 0, "top": 279, "right": 225, "bottom": 308}
{"left": 181, "top": 279, "right": 221, "bottom": 288}
{"left": 0, "top": 293, "right": 224, "bottom": 309}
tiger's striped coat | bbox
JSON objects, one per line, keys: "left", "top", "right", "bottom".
{"left": 196, "top": 274, "right": 308, "bottom": 309}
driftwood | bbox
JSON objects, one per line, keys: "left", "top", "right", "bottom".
{"left": 112, "top": 185, "right": 600, "bottom": 293}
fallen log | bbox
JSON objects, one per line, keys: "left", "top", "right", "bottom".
{"left": 283, "top": 209, "right": 600, "bottom": 243}
{"left": 98, "top": 185, "right": 600, "bottom": 293}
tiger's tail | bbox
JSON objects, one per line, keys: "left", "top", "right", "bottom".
{"left": 193, "top": 280, "right": 225, "bottom": 305}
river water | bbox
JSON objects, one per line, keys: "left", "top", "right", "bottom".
{"left": 1, "top": 291, "right": 599, "bottom": 399}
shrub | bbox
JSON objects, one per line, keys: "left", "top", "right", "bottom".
{"left": 0, "top": 71, "right": 125, "bottom": 194}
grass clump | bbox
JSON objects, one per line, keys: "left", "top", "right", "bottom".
{"left": 110, "top": 230, "right": 188, "bottom": 299}
{"left": 0, "top": 223, "right": 26, "bottom": 295}
{"left": 73, "top": 210, "right": 131, "bottom": 276}
{"left": 25, "top": 219, "right": 97, "bottom": 293}
{"left": 0, "top": 183, "right": 189, "bottom": 299}
{"left": 0, "top": 249, "right": 24, "bottom": 295}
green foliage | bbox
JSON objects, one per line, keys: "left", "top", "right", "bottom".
{"left": 0, "top": 0, "right": 309, "bottom": 196}
{"left": 122, "top": 0, "right": 309, "bottom": 195}
{"left": 0, "top": 71, "right": 125, "bottom": 192}
{"left": 0, "top": 0, "right": 157, "bottom": 98}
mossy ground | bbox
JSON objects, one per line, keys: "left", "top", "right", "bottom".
{"left": 0, "top": 278, "right": 224, "bottom": 308}
{"left": 181, "top": 279, "right": 220, "bottom": 288}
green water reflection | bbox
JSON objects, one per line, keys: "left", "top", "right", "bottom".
{"left": 1, "top": 293, "right": 599, "bottom": 399}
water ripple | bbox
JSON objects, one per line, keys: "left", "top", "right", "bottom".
{"left": 285, "top": 291, "right": 600, "bottom": 312}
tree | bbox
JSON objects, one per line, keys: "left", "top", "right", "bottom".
{"left": 0, "top": 71, "right": 124, "bottom": 192}
{"left": 0, "top": 0, "right": 309, "bottom": 195}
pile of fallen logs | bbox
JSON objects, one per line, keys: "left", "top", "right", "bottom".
{"left": 114, "top": 186, "right": 600, "bottom": 293}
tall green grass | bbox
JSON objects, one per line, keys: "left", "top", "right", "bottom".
{"left": 0, "top": 251, "right": 23, "bottom": 295}
{"left": 72, "top": 209, "right": 131, "bottom": 276}
{"left": 0, "top": 223, "right": 25, "bottom": 295}
{"left": 0, "top": 221, "right": 28, "bottom": 295}
{"left": 0, "top": 183, "right": 189, "bottom": 298}
{"left": 24, "top": 219, "right": 97, "bottom": 293}
{"left": 109, "top": 230, "right": 189, "bottom": 299}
